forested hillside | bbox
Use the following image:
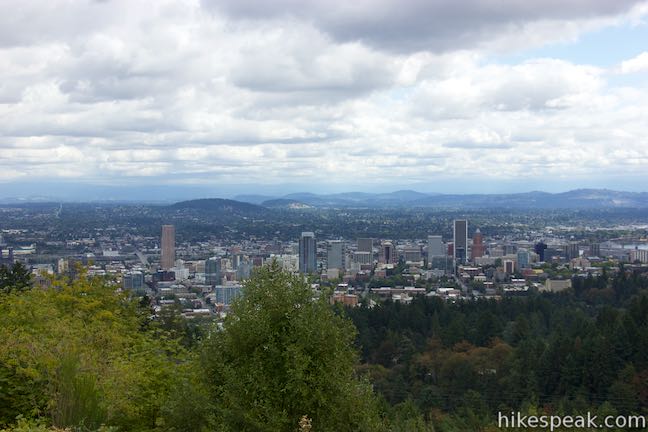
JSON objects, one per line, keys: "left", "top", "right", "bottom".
{"left": 347, "top": 268, "right": 648, "bottom": 430}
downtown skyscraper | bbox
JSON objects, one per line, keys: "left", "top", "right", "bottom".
{"left": 299, "top": 232, "right": 317, "bottom": 274}
{"left": 327, "top": 240, "right": 344, "bottom": 270}
{"left": 160, "top": 224, "right": 175, "bottom": 270}
{"left": 453, "top": 220, "right": 468, "bottom": 264}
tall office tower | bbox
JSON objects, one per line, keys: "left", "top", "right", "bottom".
{"left": 231, "top": 254, "right": 241, "bottom": 270}
{"left": 427, "top": 235, "right": 445, "bottom": 257}
{"left": 160, "top": 225, "right": 176, "bottom": 270}
{"left": 564, "top": 242, "right": 580, "bottom": 260}
{"left": 517, "top": 248, "right": 530, "bottom": 269}
{"left": 453, "top": 220, "right": 468, "bottom": 264}
{"left": 357, "top": 238, "right": 373, "bottom": 253}
{"left": 380, "top": 241, "right": 396, "bottom": 264}
{"left": 205, "top": 257, "right": 222, "bottom": 286}
{"left": 237, "top": 259, "right": 252, "bottom": 280}
{"left": 470, "top": 228, "right": 485, "bottom": 260}
{"left": 327, "top": 240, "right": 344, "bottom": 270}
{"left": 589, "top": 243, "right": 601, "bottom": 257}
{"left": 534, "top": 241, "right": 547, "bottom": 262}
{"left": 299, "top": 232, "right": 317, "bottom": 273}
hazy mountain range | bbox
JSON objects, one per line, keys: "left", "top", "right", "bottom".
{"left": 3, "top": 188, "right": 648, "bottom": 210}
{"left": 228, "top": 189, "right": 648, "bottom": 209}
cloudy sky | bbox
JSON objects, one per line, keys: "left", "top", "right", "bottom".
{"left": 2, "top": 0, "right": 648, "bottom": 198}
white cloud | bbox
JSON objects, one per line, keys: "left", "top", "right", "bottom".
{"left": 619, "top": 51, "right": 648, "bottom": 73}
{"left": 0, "top": 0, "right": 648, "bottom": 192}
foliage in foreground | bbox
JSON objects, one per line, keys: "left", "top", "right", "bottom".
{"left": 0, "top": 270, "right": 205, "bottom": 431}
{"left": 6, "top": 262, "right": 648, "bottom": 431}
{"left": 201, "top": 261, "right": 384, "bottom": 431}
{"left": 0, "top": 263, "right": 385, "bottom": 431}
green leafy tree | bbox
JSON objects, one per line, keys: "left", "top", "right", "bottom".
{"left": 0, "top": 263, "right": 31, "bottom": 294}
{"left": 0, "top": 269, "right": 190, "bottom": 430}
{"left": 201, "top": 261, "right": 384, "bottom": 431}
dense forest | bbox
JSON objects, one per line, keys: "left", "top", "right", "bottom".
{"left": 1, "top": 263, "right": 648, "bottom": 431}
{"left": 347, "top": 266, "right": 648, "bottom": 430}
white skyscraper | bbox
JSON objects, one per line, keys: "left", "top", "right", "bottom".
{"left": 427, "top": 235, "right": 445, "bottom": 257}
{"left": 327, "top": 240, "right": 344, "bottom": 270}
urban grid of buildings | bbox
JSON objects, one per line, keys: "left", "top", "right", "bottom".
{"left": 2, "top": 216, "right": 647, "bottom": 320}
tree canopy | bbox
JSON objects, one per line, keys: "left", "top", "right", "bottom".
{"left": 201, "top": 260, "right": 383, "bottom": 431}
{"left": 0, "top": 270, "right": 202, "bottom": 430}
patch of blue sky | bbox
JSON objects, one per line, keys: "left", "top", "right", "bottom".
{"left": 493, "top": 21, "right": 648, "bottom": 68}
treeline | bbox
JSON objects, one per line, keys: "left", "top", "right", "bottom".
{"left": 346, "top": 268, "right": 648, "bottom": 429}
{"left": 3, "top": 262, "right": 648, "bottom": 431}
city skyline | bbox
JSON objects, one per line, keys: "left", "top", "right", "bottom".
{"left": 1, "top": 0, "right": 648, "bottom": 194}
{"left": 3, "top": 2, "right": 648, "bottom": 428}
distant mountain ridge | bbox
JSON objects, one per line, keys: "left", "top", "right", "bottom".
{"left": 231, "top": 189, "right": 648, "bottom": 209}
{"left": 168, "top": 198, "right": 267, "bottom": 214}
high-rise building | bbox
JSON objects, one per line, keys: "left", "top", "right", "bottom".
{"left": 57, "top": 258, "right": 68, "bottom": 274}
{"left": 564, "top": 242, "right": 580, "bottom": 260}
{"left": 214, "top": 284, "right": 243, "bottom": 306}
{"left": 122, "top": 273, "right": 133, "bottom": 290}
{"left": 429, "top": 256, "right": 452, "bottom": 274}
{"left": 589, "top": 243, "right": 601, "bottom": 258}
{"left": 517, "top": 249, "right": 530, "bottom": 269}
{"left": 471, "top": 228, "right": 485, "bottom": 260}
{"left": 160, "top": 225, "right": 175, "bottom": 270}
{"left": 231, "top": 254, "right": 241, "bottom": 270}
{"left": 299, "top": 232, "right": 317, "bottom": 273}
{"left": 403, "top": 247, "right": 422, "bottom": 263}
{"left": 453, "top": 220, "right": 468, "bottom": 264}
{"left": 534, "top": 241, "right": 547, "bottom": 262}
{"left": 205, "top": 257, "right": 222, "bottom": 286}
{"left": 357, "top": 238, "right": 373, "bottom": 254}
{"left": 122, "top": 271, "right": 144, "bottom": 291}
{"left": 0, "top": 247, "right": 14, "bottom": 269}
{"left": 354, "top": 251, "right": 372, "bottom": 265}
{"left": 380, "top": 241, "right": 397, "bottom": 264}
{"left": 327, "top": 240, "right": 344, "bottom": 270}
{"left": 237, "top": 259, "right": 252, "bottom": 280}
{"left": 427, "top": 235, "right": 445, "bottom": 257}
{"left": 630, "top": 249, "right": 648, "bottom": 263}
